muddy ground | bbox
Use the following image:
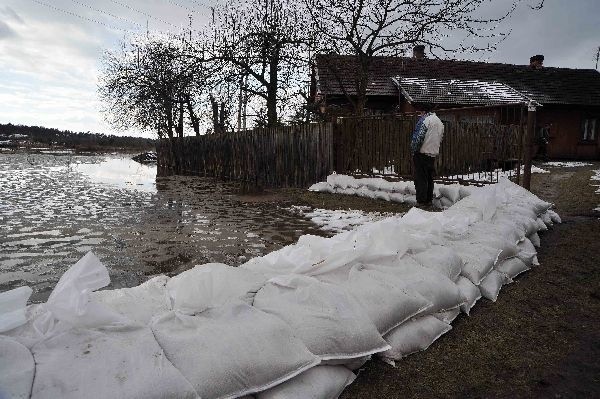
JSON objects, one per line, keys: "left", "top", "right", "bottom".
{"left": 333, "top": 164, "right": 600, "bottom": 399}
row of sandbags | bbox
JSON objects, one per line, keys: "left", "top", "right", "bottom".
{"left": 309, "top": 174, "right": 477, "bottom": 208}
{"left": 0, "top": 178, "right": 559, "bottom": 399}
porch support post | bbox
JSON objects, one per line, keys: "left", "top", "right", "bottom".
{"left": 522, "top": 101, "right": 536, "bottom": 190}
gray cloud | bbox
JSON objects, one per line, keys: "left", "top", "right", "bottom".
{"left": 0, "top": 20, "right": 18, "bottom": 40}
{"left": 1, "top": 6, "right": 25, "bottom": 24}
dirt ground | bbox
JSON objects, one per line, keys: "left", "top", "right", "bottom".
{"left": 333, "top": 163, "right": 600, "bottom": 398}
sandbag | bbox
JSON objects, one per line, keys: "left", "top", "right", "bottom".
{"left": 517, "top": 238, "right": 539, "bottom": 266}
{"left": 253, "top": 275, "right": 389, "bottom": 360}
{"left": 438, "top": 183, "right": 461, "bottom": 203}
{"left": 456, "top": 276, "right": 481, "bottom": 315}
{"left": 0, "top": 286, "right": 32, "bottom": 333}
{"left": 447, "top": 241, "right": 501, "bottom": 285}
{"left": 547, "top": 209, "right": 562, "bottom": 224}
{"left": 0, "top": 336, "right": 35, "bottom": 399}
{"left": 496, "top": 257, "right": 530, "bottom": 279}
{"left": 256, "top": 366, "right": 356, "bottom": 399}
{"left": 166, "top": 263, "right": 266, "bottom": 314}
{"left": 380, "top": 316, "right": 452, "bottom": 361}
{"left": 151, "top": 303, "right": 320, "bottom": 399}
{"left": 439, "top": 197, "right": 455, "bottom": 208}
{"left": 536, "top": 217, "right": 548, "bottom": 231}
{"left": 433, "top": 308, "right": 460, "bottom": 324}
{"left": 308, "top": 182, "right": 334, "bottom": 193}
{"left": 31, "top": 326, "right": 198, "bottom": 399}
{"left": 410, "top": 245, "right": 463, "bottom": 281}
{"left": 529, "top": 232, "right": 541, "bottom": 247}
{"left": 479, "top": 270, "right": 511, "bottom": 302}
{"left": 338, "top": 265, "right": 432, "bottom": 334}
{"left": 44, "top": 252, "right": 128, "bottom": 329}
{"left": 365, "top": 259, "right": 465, "bottom": 314}
{"left": 540, "top": 212, "right": 553, "bottom": 227}
{"left": 91, "top": 275, "right": 170, "bottom": 326}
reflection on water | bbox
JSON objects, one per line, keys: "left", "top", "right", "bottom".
{"left": 0, "top": 153, "right": 324, "bottom": 302}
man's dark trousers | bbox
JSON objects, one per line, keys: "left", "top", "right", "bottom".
{"left": 413, "top": 152, "right": 436, "bottom": 204}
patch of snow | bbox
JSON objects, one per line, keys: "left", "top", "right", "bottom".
{"left": 591, "top": 169, "right": 600, "bottom": 212}
{"left": 288, "top": 205, "right": 393, "bottom": 233}
{"left": 543, "top": 161, "right": 593, "bottom": 168}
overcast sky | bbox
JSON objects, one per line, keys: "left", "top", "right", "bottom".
{"left": 0, "top": 0, "right": 598, "bottom": 137}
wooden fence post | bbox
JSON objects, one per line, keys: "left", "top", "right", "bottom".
{"left": 522, "top": 101, "right": 537, "bottom": 190}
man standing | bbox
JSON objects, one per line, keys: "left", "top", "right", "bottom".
{"left": 410, "top": 104, "right": 444, "bottom": 207}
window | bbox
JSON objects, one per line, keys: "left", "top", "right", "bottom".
{"left": 582, "top": 118, "right": 597, "bottom": 141}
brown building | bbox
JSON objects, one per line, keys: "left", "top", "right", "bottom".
{"left": 313, "top": 51, "right": 600, "bottom": 160}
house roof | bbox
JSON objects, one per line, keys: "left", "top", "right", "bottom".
{"left": 392, "top": 76, "right": 531, "bottom": 106}
{"left": 315, "top": 54, "right": 600, "bottom": 106}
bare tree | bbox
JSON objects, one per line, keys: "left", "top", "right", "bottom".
{"left": 306, "top": 0, "right": 544, "bottom": 115}
{"left": 99, "top": 33, "right": 209, "bottom": 140}
{"left": 209, "top": 0, "right": 313, "bottom": 127}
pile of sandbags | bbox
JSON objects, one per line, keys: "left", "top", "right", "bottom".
{"left": 309, "top": 174, "right": 477, "bottom": 208}
{"left": 0, "top": 178, "right": 559, "bottom": 399}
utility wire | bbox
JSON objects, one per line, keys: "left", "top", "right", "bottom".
{"left": 68, "top": 0, "right": 144, "bottom": 29}
{"left": 30, "top": 0, "right": 126, "bottom": 31}
{"left": 108, "top": 0, "right": 181, "bottom": 28}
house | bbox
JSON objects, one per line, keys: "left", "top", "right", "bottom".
{"left": 312, "top": 49, "right": 600, "bottom": 160}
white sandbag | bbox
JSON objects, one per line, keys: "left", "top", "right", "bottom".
{"left": 378, "top": 180, "right": 395, "bottom": 193}
{"left": 456, "top": 276, "right": 481, "bottom": 315}
{"left": 256, "top": 366, "right": 356, "bottom": 399}
{"left": 459, "top": 185, "right": 476, "bottom": 199}
{"left": 447, "top": 241, "right": 501, "bottom": 285}
{"left": 90, "top": 275, "right": 170, "bottom": 326}
{"left": 438, "top": 184, "right": 461, "bottom": 203}
{"left": 389, "top": 192, "right": 407, "bottom": 203}
{"left": 0, "top": 336, "right": 35, "bottom": 399}
{"left": 439, "top": 197, "right": 455, "bottom": 208}
{"left": 547, "top": 209, "right": 562, "bottom": 224}
{"left": 166, "top": 263, "right": 266, "bottom": 315}
{"left": 374, "top": 190, "right": 390, "bottom": 201}
{"left": 433, "top": 308, "right": 460, "bottom": 324}
{"left": 151, "top": 303, "right": 320, "bottom": 399}
{"left": 339, "top": 265, "right": 432, "bottom": 334}
{"left": 342, "top": 355, "right": 370, "bottom": 370}
{"left": 405, "top": 181, "right": 416, "bottom": 195}
{"left": 253, "top": 275, "right": 389, "bottom": 360}
{"left": 327, "top": 174, "right": 359, "bottom": 189}
{"left": 478, "top": 270, "right": 511, "bottom": 302}
{"left": 309, "top": 182, "right": 334, "bottom": 193}
{"left": 380, "top": 316, "right": 452, "bottom": 361}
{"left": 516, "top": 238, "right": 539, "bottom": 266}
{"left": 536, "top": 217, "right": 548, "bottom": 231}
{"left": 45, "top": 252, "right": 127, "bottom": 329}
{"left": 410, "top": 245, "right": 463, "bottom": 281}
{"left": 540, "top": 212, "right": 553, "bottom": 227}
{"left": 529, "top": 232, "right": 541, "bottom": 247}
{"left": 389, "top": 181, "right": 408, "bottom": 194}
{"left": 365, "top": 259, "right": 465, "bottom": 314}
{"left": 0, "top": 286, "right": 32, "bottom": 333}
{"left": 496, "top": 258, "right": 530, "bottom": 279}
{"left": 31, "top": 326, "right": 198, "bottom": 399}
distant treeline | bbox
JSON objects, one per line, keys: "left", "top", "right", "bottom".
{"left": 0, "top": 123, "right": 155, "bottom": 150}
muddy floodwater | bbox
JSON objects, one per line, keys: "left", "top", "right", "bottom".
{"left": 0, "top": 152, "right": 324, "bottom": 302}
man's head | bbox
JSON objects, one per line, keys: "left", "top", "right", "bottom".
{"left": 419, "top": 102, "right": 435, "bottom": 114}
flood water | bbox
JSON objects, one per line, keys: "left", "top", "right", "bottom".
{"left": 0, "top": 152, "right": 324, "bottom": 302}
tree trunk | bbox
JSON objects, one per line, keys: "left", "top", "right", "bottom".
{"left": 266, "top": 49, "right": 279, "bottom": 127}
{"left": 185, "top": 97, "right": 200, "bottom": 136}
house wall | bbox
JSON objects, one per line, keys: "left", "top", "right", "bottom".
{"left": 537, "top": 105, "right": 600, "bottom": 160}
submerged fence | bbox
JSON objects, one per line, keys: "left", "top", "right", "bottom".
{"left": 157, "top": 114, "right": 524, "bottom": 188}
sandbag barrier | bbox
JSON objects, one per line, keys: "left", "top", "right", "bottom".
{"left": 0, "top": 179, "right": 561, "bottom": 399}
{"left": 310, "top": 174, "right": 479, "bottom": 209}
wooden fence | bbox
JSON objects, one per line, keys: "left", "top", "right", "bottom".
{"left": 332, "top": 115, "right": 523, "bottom": 183}
{"left": 157, "top": 115, "right": 524, "bottom": 188}
{"left": 157, "top": 123, "right": 333, "bottom": 188}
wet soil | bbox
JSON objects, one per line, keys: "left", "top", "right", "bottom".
{"left": 341, "top": 163, "right": 600, "bottom": 398}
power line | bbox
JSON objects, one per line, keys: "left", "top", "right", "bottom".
{"left": 165, "top": 0, "right": 205, "bottom": 14}
{"left": 108, "top": 0, "right": 180, "bottom": 29}
{"left": 30, "top": 0, "right": 127, "bottom": 31}
{"left": 68, "top": 0, "right": 144, "bottom": 29}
